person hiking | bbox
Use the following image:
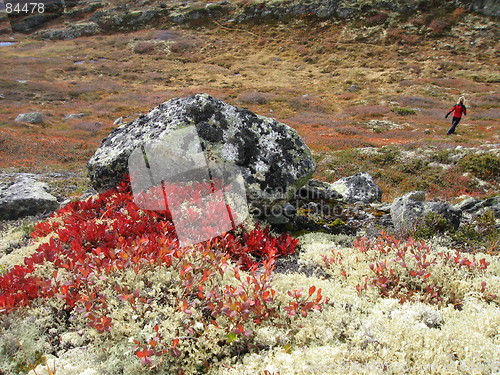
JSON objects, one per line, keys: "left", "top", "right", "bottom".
{"left": 445, "top": 97, "right": 467, "bottom": 135}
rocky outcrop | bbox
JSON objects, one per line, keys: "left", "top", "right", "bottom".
{"left": 10, "top": 13, "right": 60, "bottom": 33}
{"left": 89, "top": 7, "right": 167, "bottom": 32}
{"left": 7, "top": 0, "right": 71, "bottom": 33}
{"left": 330, "top": 172, "right": 382, "bottom": 204}
{"left": 391, "top": 191, "right": 462, "bottom": 234}
{"left": 88, "top": 94, "right": 315, "bottom": 214}
{"left": 38, "top": 22, "right": 101, "bottom": 40}
{"left": 8, "top": 0, "right": 497, "bottom": 41}
{"left": 233, "top": 0, "right": 446, "bottom": 22}
{"left": 0, "top": 176, "right": 59, "bottom": 220}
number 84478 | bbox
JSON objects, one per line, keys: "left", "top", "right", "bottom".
{"left": 6, "top": 2, "right": 45, "bottom": 13}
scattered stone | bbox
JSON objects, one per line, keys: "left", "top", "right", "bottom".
{"left": 88, "top": 94, "right": 315, "bottom": 214}
{"left": 0, "top": 177, "right": 59, "bottom": 220}
{"left": 365, "top": 120, "right": 404, "bottom": 132}
{"left": 15, "top": 112, "right": 44, "bottom": 124}
{"left": 347, "top": 84, "right": 361, "bottom": 92}
{"left": 330, "top": 172, "right": 382, "bottom": 204}
{"left": 65, "top": 113, "right": 88, "bottom": 119}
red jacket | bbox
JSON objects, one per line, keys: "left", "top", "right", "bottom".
{"left": 449, "top": 104, "right": 467, "bottom": 118}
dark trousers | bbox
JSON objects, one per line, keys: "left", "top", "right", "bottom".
{"left": 447, "top": 116, "right": 461, "bottom": 135}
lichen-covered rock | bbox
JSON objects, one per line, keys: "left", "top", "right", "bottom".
{"left": 15, "top": 112, "right": 44, "bottom": 124}
{"left": 480, "top": 196, "right": 500, "bottom": 218}
{"left": 88, "top": 94, "right": 315, "bottom": 213}
{"left": 38, "top": 22, "right": 101, "bottom": 40}
{"left": 0, "top": 177, "right": 59, "bottom": 220}
{"left": 391, "top": 191, "right": 462, "bottom": 234}
{"left": 233, "top": 0, "right": 442, "bottom": 22}
{"left": 329, "top": 172, "right": 382, "bottom": 203}
{"left": 454, "top": 197, "right": 481, "bottom": 212}
{"left": 10, "top": 13, "right": 60, "bottom": 33}
{"left": 365, "top": 120, "right": 405, "bottom": 132}
{"left": 90, "top": 7, "right": 166, "bottom": 31}
{"left": 296, "top": 179, "right": 343, "bottom": 201}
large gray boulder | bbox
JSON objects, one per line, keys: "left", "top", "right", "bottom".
{"left": 0, "top": 176, "right": 59, "bottom": 220}
{"left": 329, "top": 172, "right": 382, "bottom": 203}
{"left": 391, "top": 191, "right": 462, "bottom": 234}
{"left": 88, "top": 94, "right": 315, "bottom": 212}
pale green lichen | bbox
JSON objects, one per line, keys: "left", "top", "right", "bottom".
{"left": 2, "top": 228, "right": 499, "bottom": 374}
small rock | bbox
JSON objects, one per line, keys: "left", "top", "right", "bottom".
{"left": 330, "top": 172, "right": 382, "bottom": 203}
{"left": 65, "top": 113, "right": 88, "bottom": 119}
{"left": 347, "top": 84, "right": 361, "bottom": 92}
{"left": 482, "top": 196, "right": 500, "bottom": 208}
{"left": 391, "top": 191, "right": 462, "bottom": 234}
{"left": 366, "top": 120, "right": 404, "bottom": 132}
{"left": 480, "top": 196, "right": 500, "bottom": 218}
{"left": 454, "top": 197, "right": 480, "bottom": 212}
{"left": 15, "top": 112, "right": 44, "bottom": 124}
{"left": 0, "top": 177, "right": 59, "bottom": 220}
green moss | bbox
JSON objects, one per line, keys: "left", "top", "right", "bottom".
{"left": 451, "top": 209, "right": 499, "bottom": 251}
{"left": 414, "top": 211, "right": 453, "bottom": 239}
{"left": 391, "top": 107, "right": 416, "bottom": 116}
{"left": 430, "top": 149, "right": 454, "bottom": 164}
{"left": 369, "top": 147, "right": 401, "bottom": 166}
{"left": 458, "top": 153, "right": 500, "bottom": 181}
{"left": 328, "top": 219, "right": 346, "bottom": 228}
{"left": 400, "top": 159, "right": 429, "bottom": 174}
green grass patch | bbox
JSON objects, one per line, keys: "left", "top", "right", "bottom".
{"left": 391, "top": 107, "right": 416, "bottom": 116}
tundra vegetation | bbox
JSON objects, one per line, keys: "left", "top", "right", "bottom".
{"left": 0, "top": 0, "right": 499, "bottom": 373}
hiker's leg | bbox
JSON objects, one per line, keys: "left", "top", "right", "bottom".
{"left": 447, "top": 122, "right": 456, "bottom": 135}
{"left": 447, "top": 117, "right": 460, "bottom": 134}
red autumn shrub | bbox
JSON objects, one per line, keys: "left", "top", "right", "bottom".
{"left": 0, "top": 179, "right": 299, "bottom": 314}
{"left": 0, "top": 178, "right": 331, "bottom": 372}
{"left": 352, "top": 234, "right": 496, "bottom": 307}
{"left": 364, "top": 12, "right": 389, "bottom": 26}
